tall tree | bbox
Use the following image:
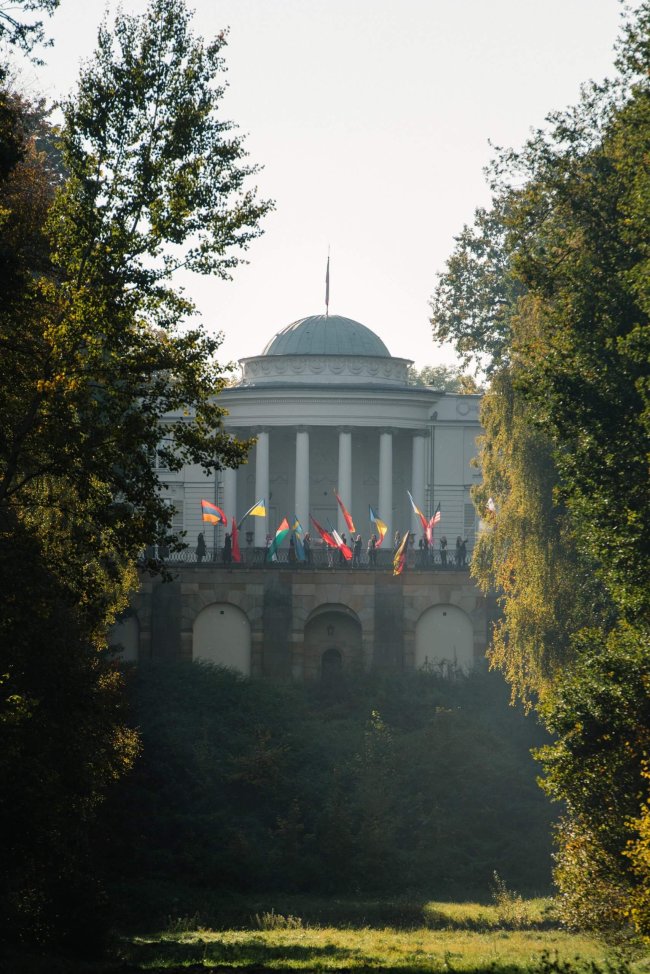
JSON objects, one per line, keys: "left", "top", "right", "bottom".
{"left": 0, "top": 0, "right": 271, "bottom": 947}
{"left": 431, "top": 1, "right": 650, "bottom": 934}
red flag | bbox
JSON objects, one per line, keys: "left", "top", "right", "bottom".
{"left": 331, "top": 527, "right": 353, "bottom": 561}
{"left": 310, "top": 514, "right": 337, "bottom": 548}
{"left": 230, "top": 516, "right": 241, "bottom": 563}
{"left": 334, "top": 489, "right": 356, "bottom": 533}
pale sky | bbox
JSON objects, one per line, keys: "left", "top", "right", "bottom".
{"left": 16, "top": 0, "right": 628, "bottom": 370}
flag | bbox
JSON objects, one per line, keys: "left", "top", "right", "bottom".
{"left": 369, "top": 505, "right": 388, "bottom": 546}
{"left": 230, "top": 516, "right": 242, "bottom": 563}
{"left": 393, "top": 530, "right": 410, "bottom": 576}
{"left": 331, "top": 526, "right": 353, "bottom": 561}
{"left": 267, "top": 517, "right": 290, "bottom": 561}
{"left": 239, "top": 498, "right": 266, "bottom": 527}
{"left": 292, "top": 516, "right": 306, "bottom": 562}
{"left": 334, "top": 489, "right": 356, "bottom": 533}
{"left": 407, "top": 490, "right": 428, "bottom": 536}
{"left": 310, "top": 514, "right": 337, "bottom": 548}
{"left": 325, "top": 253, "right": 330, "bottom": 315}
{"left": 201, "top": 499, "right": 227, "bottom": 525}
{"left": 427, "top": 503, "right": 441, "bottom": 543}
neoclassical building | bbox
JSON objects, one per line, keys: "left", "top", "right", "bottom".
{"left": 160, "top": 313, "right": 482, "bottom": 552}
{"left": 118, "top": 312, "right": 491, "bottom": 679}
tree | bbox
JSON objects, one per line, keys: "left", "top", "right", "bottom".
{"left": 407, "top": 363, "right": 483, "bottom": 393}
{"left": 431, "top": 1, "right": 650, "bottom": 934}
{"left": 0, "top": 0, "right": 59, "bottom": 59}
{"left": 0, "top": 0, "right": 271, "bottom": 947}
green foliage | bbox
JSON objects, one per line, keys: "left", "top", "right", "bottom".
{"left": 0, "top": 0, "right": 270, "bottom": 948}
{"left": 407, "top": 363, "right": 483, "bottom": 393}
{"left": 0, "top": 1, "right": 59, "bottom": 59}
{"left": 432, "top": 2, "right": 650, "bottom": 937}
{"left": 100, "top": 663, "right": 554, "bottom": 927}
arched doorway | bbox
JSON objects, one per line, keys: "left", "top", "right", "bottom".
{"left": 304, "top": 604, "right": 362, "bottom": 681}
{"left": 321, "top": 647, "right": 343, "bottom": 681}
{"left": 415, "top": 604, "right": 474, "bottom": 673}
{"left": 109, "top": 614, "right": 139, "bottom": 662}
{"left": 193, "top": 602, "right": 251, "bottom": 675}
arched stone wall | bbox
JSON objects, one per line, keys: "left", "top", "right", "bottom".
{"left": 304, "top": 603, "right": 362, "bottom": 681}
{"left": 109, "top": 614, "right": 139, "bottom": 662}
{"left": 192, "top": 602, "right": 251, "bottom": 675}
{"left": 415, "top": 604, "right": 474, "bottom": 672}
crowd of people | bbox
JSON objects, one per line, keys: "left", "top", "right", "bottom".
{"left": 194, "top": 530, "right": 469, "bottom": 568}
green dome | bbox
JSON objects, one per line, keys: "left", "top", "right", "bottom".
{"left": 262, "top": 314, "right": 391, "bottom": 358}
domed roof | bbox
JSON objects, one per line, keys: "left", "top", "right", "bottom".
{"left": 262, "top": 314, "right": 391, "bottom": 358}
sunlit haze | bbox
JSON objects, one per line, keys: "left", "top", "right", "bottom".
{"left": 18, "top": 0, "right": 628, "bottom": 370}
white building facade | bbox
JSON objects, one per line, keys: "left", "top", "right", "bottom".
{"left": 159, "top": 313, "right": 482, "bottom": 557}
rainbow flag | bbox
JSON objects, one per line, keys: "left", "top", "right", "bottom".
{"left": 427, "top": 503, "right": 441, "bottom": 542}
{"left": 334, "top": 489, "right": 356, "bottom": 533}
{"left": 407, "top": 490, "right": 429, "bottom": 537}
{"left": 201, "top": 499, "right": 227, "bottom": 525}
{"left": 267, "top": 517, "right": 290, "bottom": 561}
{"left": 369, "top": 505, "right": 388, "bottom": 546}
{"left": 393, "top": 530, "right": 410, "bottom": 576}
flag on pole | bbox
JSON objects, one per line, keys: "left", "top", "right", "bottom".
{"left": 325, "top": 252, "right": 330, "bottom": 316}
{"left": 427, "top": 503, "right": 441, "bottom": 543}
{"left": 369, "top": 506, "right": 388, "bottom": 546}
{"left": 393, "top": 530, "right": 410, "bottom": 576}
{"left": 238, "top": 498, "right": 266, "bottom": 527}
{"left": 267, "top": 517, "right": 290, "bottom": 561}
{"left": 334, "top": 489, "right": 356, "bottom": 533}
{"left": 292, "top": 516, "right": 306, "bottom": 561}
{"left": 407, "top": 490, "right": 429, "bottom": 537}
{"left": 310, "top": 514, "right": 337, "bottom": 548}
{"left": 201, "top": 499, "right": 227, "bottom": 525}
{"left": 331, "top": 526, "right": 353, "bottom": 561}
{"left": 230, "top": 516, "right": 242, "bottom": 563}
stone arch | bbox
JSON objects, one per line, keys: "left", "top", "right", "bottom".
{"left": 304, "top": 603, "right": 362, "bottom": 681}
{"left": 109, "top": 613, "right": 139, "bottom": 662}
{"left": 193, "top": 602, "right": 251, "bottom": 675}
{"left": 415, "top": 604, "right": 474, "bottom": 673}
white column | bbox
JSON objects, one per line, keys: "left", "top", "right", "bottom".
{"left": 222, "top": 467, "right": 237, "bottom": 525}
{"left": 411, "top": 433, "right": 427, "bottom": 537}
{"left": 294, "top": 428, "right": 310, "bottom": 530}
{"left": 254, "top": 429, "right": 269, "bottom": 547}
{"left": 337, "top": 429, "right": 352, "bottom": 535}
{"left": 378, "top": 430, "right": 393, "bottom": 541}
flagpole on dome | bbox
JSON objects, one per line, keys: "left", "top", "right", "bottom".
{"left": 325, "top": 246, "right": 330, "bottom": 318}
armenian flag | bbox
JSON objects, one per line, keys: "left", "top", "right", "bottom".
{"left": 334, "top": 489, "right": 356, "bottom": 533}
{"left": 201, "top": 499, "right": 227, "bottom": 525}
{"left": 393, "top": 530, "right": 410, "bottom": 576}
{"left": 369, "top": 506, "right": 388, "bottom": 546}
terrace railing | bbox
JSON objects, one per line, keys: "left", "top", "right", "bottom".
{"left": 145, "top": 545, "right": 472, "bottom": 572}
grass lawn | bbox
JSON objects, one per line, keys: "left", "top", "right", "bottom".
{"left": 105, "top": 898, "right": 650, "bottom": 974}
